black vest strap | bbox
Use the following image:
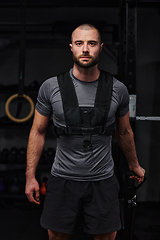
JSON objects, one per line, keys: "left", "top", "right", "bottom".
{"left": 55, "top": 70, "right": 114, "bottom": 147}
{"left": 57, "top": 71, "right": 78, "bottom": 108}
{"left": 57, "top": 71, "right": 81, "bottom": 127}
{"left": 95, "top": 71, "right": 113, "bottom": 107}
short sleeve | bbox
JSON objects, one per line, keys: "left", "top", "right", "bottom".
{"left": 35, "top": 79, "right": 52, "bottom": 116}
{"left": 116, "top": 83, "right": 129, "bottom": 118}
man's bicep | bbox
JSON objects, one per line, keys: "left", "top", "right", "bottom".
{"left": 32, "top": 109, "right": 50, "bottom": 134}
{"left": 116, "top": 111, "right": 131, "bottom": 134}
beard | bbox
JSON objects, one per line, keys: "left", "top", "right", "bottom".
{"left": 72, "top": 54, "right": 99, "bottom": 69}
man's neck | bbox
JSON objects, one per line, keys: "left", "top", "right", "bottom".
{"left": 72, "top": 64, "right": 100, "bottom": 82}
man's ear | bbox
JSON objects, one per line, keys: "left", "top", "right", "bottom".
{"left": 69, "top": 43, "right": 72, "bottom": 51}
{"left": 100, "top": 43, "right": 103, "bottom": 52}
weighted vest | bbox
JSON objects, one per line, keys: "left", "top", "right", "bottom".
{"left": 53, "top": 70, "right": 115, "bottom": 148}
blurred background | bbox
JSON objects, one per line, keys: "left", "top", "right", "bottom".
{"left": 0, "top": 0, "right": 160, "bottom": 239}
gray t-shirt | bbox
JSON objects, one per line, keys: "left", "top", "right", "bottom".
{"left": 36, "top": 69, "right": 129, "bottom": 181}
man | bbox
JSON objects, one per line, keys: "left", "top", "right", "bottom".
{"left": 25, "top": 23, "right": 145, "bottom": 240}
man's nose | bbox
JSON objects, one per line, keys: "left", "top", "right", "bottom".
{"left": 82, "top": 43, "right": 89, "bottom": 52}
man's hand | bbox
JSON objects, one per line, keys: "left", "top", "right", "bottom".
{"left": 25, "top": 177, "right": 40, "bottom": 204}
{"left": 129, "top": 164, "right": 146, "bottom": 184}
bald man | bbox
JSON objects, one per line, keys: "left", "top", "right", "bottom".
{"left": 25, "top": 24, "right": 145, "bottom": 240}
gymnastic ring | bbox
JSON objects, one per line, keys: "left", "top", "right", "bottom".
{"left": 5, "top": 93, "right": 34, "bottom": 123}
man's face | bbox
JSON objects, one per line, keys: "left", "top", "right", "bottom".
{"left": 70, "top": 28, "right": 103, "bottom": 69}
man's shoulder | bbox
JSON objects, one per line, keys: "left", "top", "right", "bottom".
{"left": 43, "top": 76, "right": 57, "bottom": 84}
{"left": 39, "top": 76, "right": 58, "bottom": 89}
{"left": 99, "top": 70, "right": 127, "bottom": 89}
{"left": 112, "top": 76, "right": 127, "bottom": 90}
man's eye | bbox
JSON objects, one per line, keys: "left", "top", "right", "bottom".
{"left": 90, "top": 42, "right": 96, "bottom": 46}
{"left": 76, "top": 42, "right": 82, "bottom": 46}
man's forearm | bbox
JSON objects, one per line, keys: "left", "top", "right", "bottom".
{"left": 115, "top": 113, "right": 145, "bottom": 181}
{"left": 26, "top": 128, "right": 46, "bottom": 179}
{"left": 115, "top": 127, "right": 139, "bottom": 169}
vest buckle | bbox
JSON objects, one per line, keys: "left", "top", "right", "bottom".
{"left": 82, "top": 140, "right": 92, "bottom": 148}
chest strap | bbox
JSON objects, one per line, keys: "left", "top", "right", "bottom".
{"left": 54, "top": 70, "right": 114, "bottom": 147}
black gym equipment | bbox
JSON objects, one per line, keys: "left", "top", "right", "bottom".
{"left": 117, "top": 1, "right": 148, "bottom": 239}
{"left": 16, "top": 147, "right": 26, "bottom": 163}
{"left": 8, "top": 147, "right": 18, "bottom": 163}
{"left": 118, "top": 172, "right": 147, "bottom": 240}
{"left": 5, "top": 0, "right": 34, "bottom": 123}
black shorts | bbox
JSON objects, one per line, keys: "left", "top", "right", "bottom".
{"left": 40, "top": 174, "right": 122, "bottom": 235}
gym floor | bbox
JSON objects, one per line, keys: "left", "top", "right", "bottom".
{"left": 0, "top": 200, "right": 160, "bottom": 240}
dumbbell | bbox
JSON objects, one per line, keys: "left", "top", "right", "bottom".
{"left": 8, "top": 177, "right": 21, "bottom": 195}
{"left": 16, "top": 147, "right": 26, "bottom": 163}
{"left": 40, "top": 177, "right": 48, "bottom": 196}
{"left": 0, "top": 148, "right": 9, "bottom": 163}
{"left": 8, "top": 147, "right": 18, "bottom": 163}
